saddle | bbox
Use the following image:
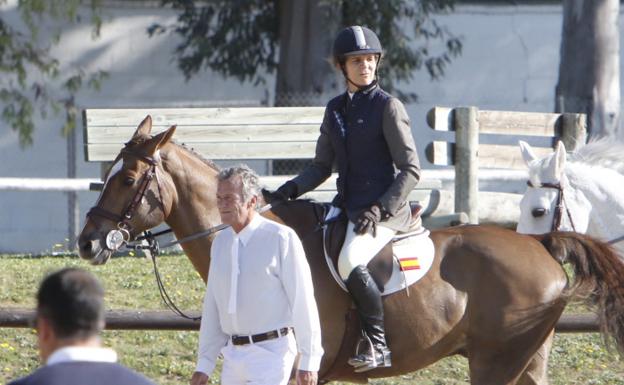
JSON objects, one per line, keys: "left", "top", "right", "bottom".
{"left": 323, "top": 202, "right": 425, "bottom": 291}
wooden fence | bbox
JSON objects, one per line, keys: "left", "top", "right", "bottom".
{"left": 0, "top": 308, "right": 599, "bottom": 333}
{"left": 426, "top": 106, "right": 587, "bottom": 224}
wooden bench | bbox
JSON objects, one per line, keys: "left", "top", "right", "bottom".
{"left": 83, "top": 107, "right": 462, "bottom": 227}
{"left": 425, "top": 106, "right": 587, "bottom": 224}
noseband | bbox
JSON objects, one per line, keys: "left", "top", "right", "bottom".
{"left": 526, "top": 180, "right": 577, "bottom": 232}
{"left": 86, "top": 148, "right": 166, "bottom": 250}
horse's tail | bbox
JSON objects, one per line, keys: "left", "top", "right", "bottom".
{"left": 540, "top": 231, "right": 624, "bottom": 353}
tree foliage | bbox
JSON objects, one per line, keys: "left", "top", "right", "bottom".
{"left": 150, "top": 0, "right": 462, "bottom": 101}
{"left": 0, "top": 0, "right": 107, "bottom": 147}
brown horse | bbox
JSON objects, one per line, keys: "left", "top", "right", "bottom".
{"left": 78, "top": 117, "right": 624, "bottom": 384}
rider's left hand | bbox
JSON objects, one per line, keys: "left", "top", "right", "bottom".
{"left": 262, "top": 181, "right": 298, "bottom": 204}
{"left": 354, "top": 204, "right": 383, "bottom": 236}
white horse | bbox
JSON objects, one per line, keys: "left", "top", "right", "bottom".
{"left": 517, "top": 139, "right": 624, "bottom": 254}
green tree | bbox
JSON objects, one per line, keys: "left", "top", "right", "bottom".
{"left": 150, "top": 0, "right": 461, "bottom": 105}
{"left": 0, "top": 0, "right": 107, "bottom": 147}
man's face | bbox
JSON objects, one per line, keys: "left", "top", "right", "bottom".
{"left": 216, "top": 176, "right": 256, "bottom": 232}
{"left": 344, "top": 53, "right": 378, "bottom": 90}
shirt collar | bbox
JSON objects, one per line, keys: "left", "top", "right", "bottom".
{"left": 47, "top": 346, "right": 118, "bottom": 366}
{"left": 232, "top": 214, "right": 263, "bottom": 246}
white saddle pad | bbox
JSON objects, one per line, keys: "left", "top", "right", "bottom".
{"left": 382, "top": 229, "right": 435, "bottom": 296}
{"left": 322, "top": 207, "right": 435, "bottom": 296}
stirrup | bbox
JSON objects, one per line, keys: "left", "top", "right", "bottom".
{"left": 348, "top": 335, "right": 373, "bottom": 368}
{"left": 348, "top": 335, "right": 392, "bottom": 372}
{"left": 353, "top": 347, "right": 391, "bottom": 373}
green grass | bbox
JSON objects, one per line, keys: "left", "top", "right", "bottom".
{"left": 0, "top": 255, "right": 623, "bottom": 384}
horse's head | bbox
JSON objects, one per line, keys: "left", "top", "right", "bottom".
{"left": 78, "top": 115, "right": 177, "bottom": 264}
{"left": 517, "top": 140, "right": 591, "bottom": 234}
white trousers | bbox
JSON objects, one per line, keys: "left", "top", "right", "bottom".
{"left": 337, "top": 222, "right": 396, "bottom": 280}
{"left": 220, "top": 333, "right": 297, "bottom": 385}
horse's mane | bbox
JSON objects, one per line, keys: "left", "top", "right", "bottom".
{"left": 568, "top": 138, "right": 624, "bottom": 176}
{"left": 170, "top": 139, "right": 221, "bottom": 172}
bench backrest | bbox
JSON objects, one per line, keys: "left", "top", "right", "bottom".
{"left": 83, "top": 106, "right": 448, "bottom": 223}
{"left": 83, "top": 107, "right": 325, "bottom": 162}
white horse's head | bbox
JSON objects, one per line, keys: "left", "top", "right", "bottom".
{"left": 517, "top": 141, "right": 592, "bottom": 234}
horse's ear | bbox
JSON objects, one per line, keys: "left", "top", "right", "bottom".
{"left": 132, "top": 115, "right": 153, "bottom": 138}
{"left": 554, "top": 140, "right": 566, "bottom": 175}
{"left": 519, "top": 140, "right": 538, "bottom": 165}
{"left": 151, "top": 125, "right": 177, "bottom": 151}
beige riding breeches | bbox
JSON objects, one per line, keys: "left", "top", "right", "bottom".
{"left": 337, "top": 222, "right": 395, "bottom": 280}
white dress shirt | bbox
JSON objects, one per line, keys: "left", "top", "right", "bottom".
{"left": 196, "top": 214, "right": 323, "bottom": 375}
{"left": 46, "top": 346, "right": 118, "bottom": 366}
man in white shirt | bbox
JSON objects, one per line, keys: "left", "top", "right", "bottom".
{"left": 190, "top": 165, "right": 324, "bottom": 385}
{"left": 8, "top": 268, "right": 155, "bottom": 385}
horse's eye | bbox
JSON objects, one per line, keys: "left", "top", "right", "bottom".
{"left": 124, "top": 177, "right": 135, "bottom": 186}
{"left": 532, "top": 208, "right": 547, "bottom": 218}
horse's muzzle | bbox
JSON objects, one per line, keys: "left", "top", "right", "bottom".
{"left": 78, "top": 237, "right": 112, "bottom": 265}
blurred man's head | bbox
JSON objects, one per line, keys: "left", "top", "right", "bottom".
{"left": 35, "top": 268, "right": 105, "bottom": 361}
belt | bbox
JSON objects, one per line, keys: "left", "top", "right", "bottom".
{"left": 231, "top": 327, "right": 292, "bottom": 346}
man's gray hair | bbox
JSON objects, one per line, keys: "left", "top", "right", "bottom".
{"left": 218, "top": 164, "right": 261, "bottom": 203}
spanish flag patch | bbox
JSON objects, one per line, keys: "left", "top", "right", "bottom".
{"left": 399, "top": 257, "right": 420, "bottom": 271}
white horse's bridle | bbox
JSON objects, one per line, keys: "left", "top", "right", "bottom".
{"left": 527, "top": 180, "right": 624, "bottom": 245}
{"left": 526, "top": 180, "right": 576, "bottom": 233}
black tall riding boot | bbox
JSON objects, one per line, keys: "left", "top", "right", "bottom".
{"left": 345, "top": 265, "right": 392, "bottom": 372}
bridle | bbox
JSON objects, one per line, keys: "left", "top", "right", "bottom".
{"left": 86, "top": 147, "right": 166, "bottom": 250}
{"left": 526, "top": 180, "right": 576, "bottom": 233}
{"left": 85, "top": 146, "right": 207, "bottom": 320}
{"left": 527, "top": 180, "right": 624, "bottom": 246}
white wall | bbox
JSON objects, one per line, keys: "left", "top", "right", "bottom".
{"left": 405, "top": 5, "right": 566, "bottom": 145}
{"left": 0, "top": 3, "right": 610, "bottom": 253}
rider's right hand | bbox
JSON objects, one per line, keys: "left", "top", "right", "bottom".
{"left": 262, "top": 181, "right": 298, "bottom": 204}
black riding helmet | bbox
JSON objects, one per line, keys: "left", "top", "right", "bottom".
{"left": 332, "top": 26, "right": 382, "bottom": 90}
{"left": 333, "top": 26, "right": 382, "bottom": 60}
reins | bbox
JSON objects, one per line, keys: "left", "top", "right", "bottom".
{"left": 126, "top": 224, "right": 230, "bottom": 321}
{"left": 608, "top": 235, "right": 624, "bottom": 245}
{"left": 123, "top": 204, "right": 274, "bottom": 321}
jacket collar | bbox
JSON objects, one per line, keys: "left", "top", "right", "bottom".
{"left": 344, "top": 81, "right": 378, "bottom": 105}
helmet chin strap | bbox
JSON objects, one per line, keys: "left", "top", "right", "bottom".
{"left": 340, "top": 66, "right": 379, "bottom": 92}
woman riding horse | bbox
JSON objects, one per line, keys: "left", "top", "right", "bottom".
{"left": 79, "top": 115, "right": 624, "bottom": 384}
{"left": 264, "top": 25, "right": 420, "bottom": 372}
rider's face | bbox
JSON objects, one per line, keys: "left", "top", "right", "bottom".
{"left": 344, "top": 54, "right": 378, "bottom": 91}
{"left": 216, "top": 176, "right": 256, "bottom": 233}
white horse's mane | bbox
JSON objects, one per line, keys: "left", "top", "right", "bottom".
{"left": 568, "top": 138, "right": 624, "bottom": 175}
